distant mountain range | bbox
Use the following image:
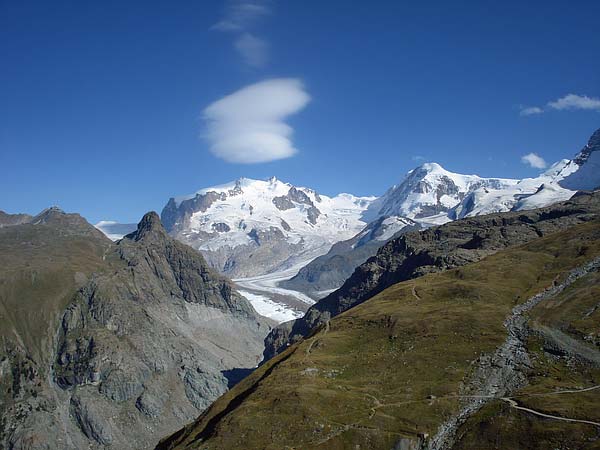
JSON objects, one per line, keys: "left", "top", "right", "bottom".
{"left": 96, "top": 128, "right": 600, "bottom": 304}
{"left": 282, "top": 155, "right": 583, "bottom": 296}
{"left": 159, "top": 188, "right": 600, "bottom": 450}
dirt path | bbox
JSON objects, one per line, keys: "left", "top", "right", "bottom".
{"left": 528, "top": 385, "right": 600, "bottom": 396}
{"left": 428, "top": 256, "right": 600, "bottom": 450}
{"left": 501, "top": 397, "right": 600, "bottom": 427}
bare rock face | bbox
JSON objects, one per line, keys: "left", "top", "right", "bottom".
{"left": 263, "top": 190, "right": 600, "bottom": 360}
{"left": 273, "top": 187, "right": 321, "bottom": 224}
{"left": 70, "top": 394, "right": 114, "bottom": 445}
{"left": 0, "top": 210, "right": 270, "bottom": 450}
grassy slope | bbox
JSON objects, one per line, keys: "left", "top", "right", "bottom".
{"left": 454, "top": 257, "right": 600, "bottom": 449}
{"left": 0, "top": 223, "right": 113, "bottom": 367}
{"left": 159, "top": 220, "right": 600, "bottom": 450}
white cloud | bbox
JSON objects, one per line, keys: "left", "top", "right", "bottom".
{"left": 547, "top": 94, "right": 600, "bottom": 111}
{"left": 203, "top": 79, "right": 311, "bottom": 164}
{"left": 519, "top": 106, "right": 543, "bottom": 116}
{"left": 211, "top": 0, "right": 271, "bottom": 68}
{"left": 518, "top": 93, "right": 600, "bottom": 116}
{"left": 411, "top": 155, "right": 425, "bottom": 162}
{"left": 521, "top": 152, "right": 547, "bottom": 169}
{"left": 234, "top": 33, "right": 268, "bottom": 68}
{"left": 211, "top": 1, "right": 270, "bottom": 32}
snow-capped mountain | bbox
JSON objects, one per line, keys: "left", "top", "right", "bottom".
{"left": 556, "top": 127, "right": 600, "bottom": 191}
{"left": 451, "top": 160, "right": 575, "bottom": 218}
{"left": 92, "top": 127, "right": 599, "bottom": 320}
{"left": 368, "top": 162, "right": 519, "bottom": 225}
{"left": 160, "top": 177, "right": 376, "bottom": 277}
{"left": 451, "top": 127, "right": 600, "bottom": 219}
{"left": 284, "top": 127, "right": 600, "bottom": 298}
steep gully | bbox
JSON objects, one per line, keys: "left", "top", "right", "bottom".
{"left": 428, "top": 256, "right": 600, "bottom": 450}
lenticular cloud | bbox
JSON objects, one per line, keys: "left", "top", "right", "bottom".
{"left": 203, "top": 78, "right": 311, "bottom": 164}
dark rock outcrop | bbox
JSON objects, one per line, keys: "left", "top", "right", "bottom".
{"left": 273, "top": 186, "right": 321, "bottom": 224}
{"left": 162, "top": 192, "right": 227, "bottom": 233}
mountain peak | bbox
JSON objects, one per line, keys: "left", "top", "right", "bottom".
{"left": 406, "top": 162, "right": 454, "bottom": 180}
{"left": 558, "top": 127, "right": 600, "bottom": 191}
{"left": 127, "top": 211, "right": 168, "bottom": 241}
{"left": 378, "top": 162, "right": 518, "bottom": 221}
{"left": 33, "top": 206, "right": 65, "bottom": 221}
{"left": 573, "top": 127, "right": 600, "bottom": 165}
{"left": 27, "top": 206, "right": 106, "bottom": 238}
{"left": 418, "top": 162, "right": 445, "bottom": 172}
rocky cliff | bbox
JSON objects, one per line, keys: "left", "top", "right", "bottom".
{"left": 0, "top": 210, "right": 32, "bottom": 227}
{"left": 0, "top": 210, "right": 270, "bottom": 449}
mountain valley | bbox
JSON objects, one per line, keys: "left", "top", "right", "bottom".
{"left": 159, "top": 212, "right": 600, "bottom": 450}
{"left": 91, "top": 127, "right": 600, "bottom": 324}
{"left": 2, "top": 127, "right": 599, "bottom": 450}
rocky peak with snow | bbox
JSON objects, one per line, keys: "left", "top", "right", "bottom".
{"left": 160, "top": 177, "right": 376, "bottom": 277}
{"left": 450, "top": 127, "right": 600, "bottom": 218}
{"left": 373, "top": 162, "right": 518, "bottom": 225}
{"left": 557, "top": 127, "right": 600, "bottom": 191}
{"left": 573, "top": 127, "right": 600, "bottom": 166}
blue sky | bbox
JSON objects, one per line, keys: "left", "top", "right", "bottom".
{"left": 1, "top": 0, "right": 599, "bottom": 223}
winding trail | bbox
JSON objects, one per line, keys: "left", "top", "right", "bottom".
{"left": 428, "top": 256, "right": 600, "bottom": 450}
{"left": 500, "top": 397, "right": 600, "bottom": 427}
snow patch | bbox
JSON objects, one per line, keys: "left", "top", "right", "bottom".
{"left": 238, "top": 290, "right": 303, "bottom": 323}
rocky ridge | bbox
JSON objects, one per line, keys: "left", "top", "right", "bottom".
{"left": 0, "top": 210, "right": 270, "bottom": 449}
{"left": 0, "top": 210, "right": 32, "bottom": 227}
{"left": 264, "top": 190, "right": 600, "bottom": 360}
